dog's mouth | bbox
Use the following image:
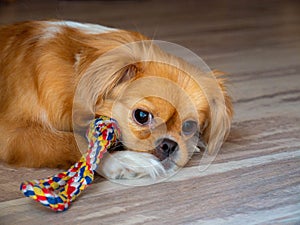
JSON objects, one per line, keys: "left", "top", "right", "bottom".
{"left": 100, "top": 135, "right": 204, "bottom": 180}
{"left": 108, "top": 140, "right": 125, "bottom": 153}
{"left": 108, "top": 139, "right": 179, "bottom": 170}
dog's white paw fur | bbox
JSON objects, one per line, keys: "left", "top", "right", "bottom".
{"left": 96, "top": 151, "right": 166, "bottom": 179}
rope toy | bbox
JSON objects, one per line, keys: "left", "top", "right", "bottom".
{"left": 20, "top": 116, "right": 120, "bottom": 212}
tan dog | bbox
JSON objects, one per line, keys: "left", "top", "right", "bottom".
{"left": 0, "top": 21, "right": 233, "bottom": 179}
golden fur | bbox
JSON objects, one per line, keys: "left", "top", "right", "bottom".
{"left": 0, "top": 21, "right": 233, "bottom": 177}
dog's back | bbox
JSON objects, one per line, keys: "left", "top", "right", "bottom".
{"left": 0, "top": 21, "right": 150, "bottom": 168}
{"left": 0, "top": 22, "right": 80, "bottom": 167}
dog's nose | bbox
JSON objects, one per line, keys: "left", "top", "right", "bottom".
{"left": 154, "top": 138, "right": 178, "bottom": 161}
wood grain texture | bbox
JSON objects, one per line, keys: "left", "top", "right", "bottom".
{"left": 0, "top": 0, "right": 300, "bottom": 224}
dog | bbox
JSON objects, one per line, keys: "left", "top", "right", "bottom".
{"left": 0, "top": 21, "right": 233, "bottom": 179}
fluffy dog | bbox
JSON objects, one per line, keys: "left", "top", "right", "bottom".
{"left": 0, "top": 21, "right": 233, "bottom": 179}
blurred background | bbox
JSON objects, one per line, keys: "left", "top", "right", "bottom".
{"left": 1, "top": 0, "right": 300, "bottom": 75}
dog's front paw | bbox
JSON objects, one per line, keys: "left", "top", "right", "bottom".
{"left": 96, "top": 151, "right": 166, "bottom": 179}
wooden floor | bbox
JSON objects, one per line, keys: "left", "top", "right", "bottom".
{"left": 1, "top": 0, "right": 300, "bottom": 224}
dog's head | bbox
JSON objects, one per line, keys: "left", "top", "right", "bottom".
{"left": 74, "top": 37, "right": 233, "bottom": 179}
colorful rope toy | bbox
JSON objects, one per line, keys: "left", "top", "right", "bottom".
{"left": 20, "top": 116, "right": 120, "bottom": 212}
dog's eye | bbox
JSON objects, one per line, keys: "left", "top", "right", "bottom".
{"left": 133, "top": 109, "right": 153, "bottom": 125}
{"left": 182, "top": 120, "right": 198, "bottom": 136}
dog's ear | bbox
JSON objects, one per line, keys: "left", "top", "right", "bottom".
{"left": 75, "top": 47, "right": 140, "bottom": 110}
{"left": 117, "top": 64, "right": 138, "bottom": 84}
{"left": 201, "top": 70, "right": 233, "bottom": 154}
{"left": 73, "top": 62, "right": 139, "bottom": 130}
